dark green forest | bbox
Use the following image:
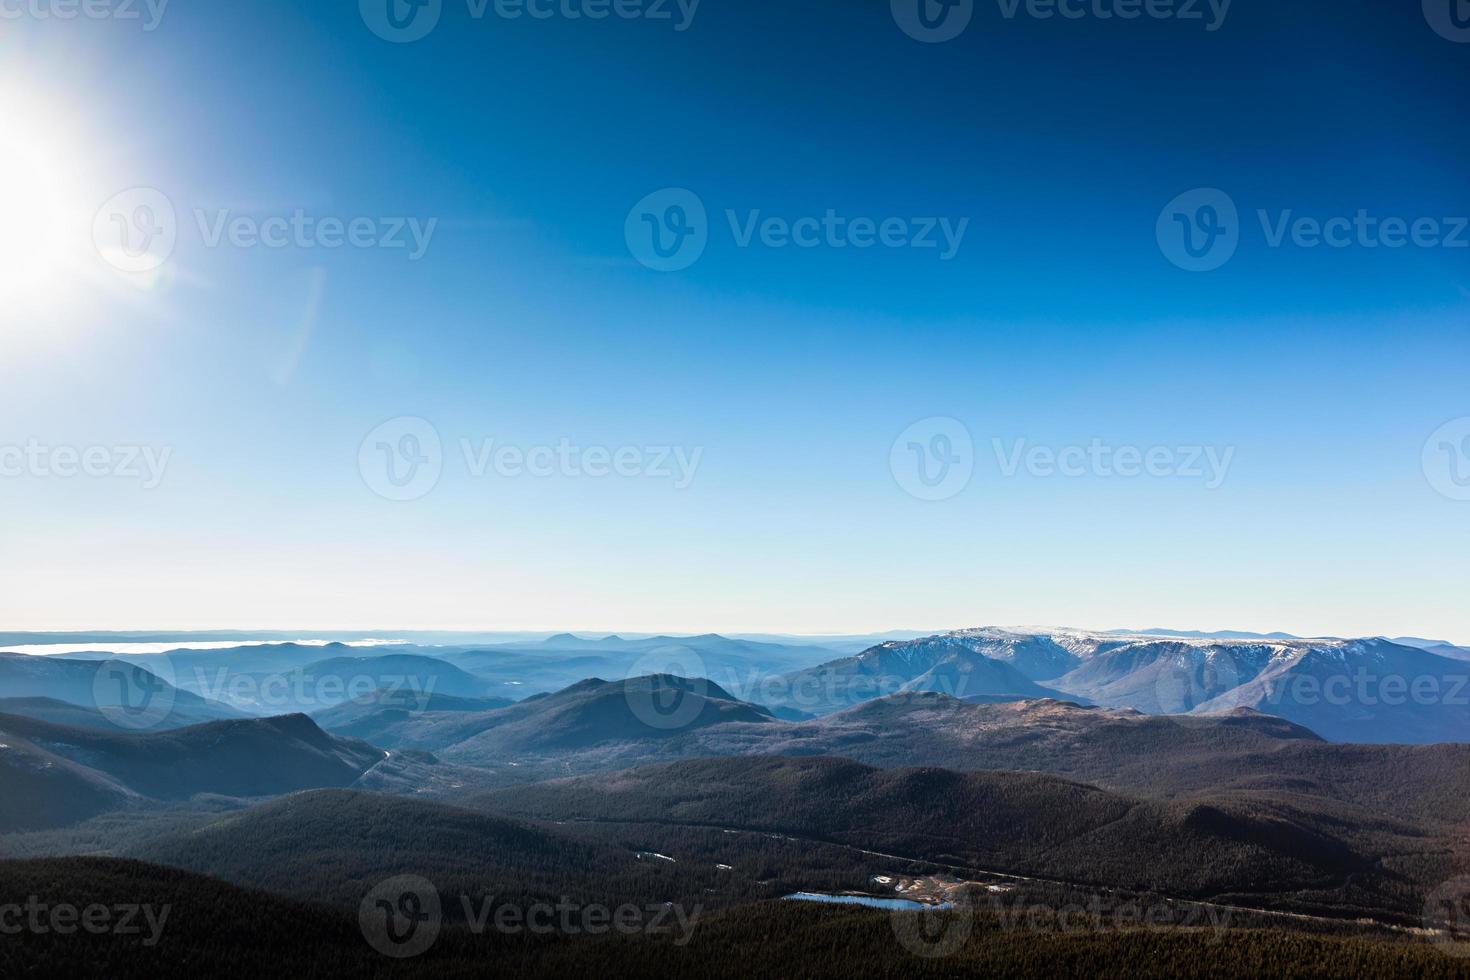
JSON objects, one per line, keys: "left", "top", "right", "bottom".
{"left": 2, "top": 859, "right": 1467, "bottom": 980}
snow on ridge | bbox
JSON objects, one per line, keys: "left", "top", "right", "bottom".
{"left": 867, "top": 630, "right": 1417, "bottom": 677}
{"left": 915, "top": 626, "right": 1373, "bottom": 653}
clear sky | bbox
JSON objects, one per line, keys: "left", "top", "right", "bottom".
{"left": 1, "top": 0, "right": 1467, "bottom": 640}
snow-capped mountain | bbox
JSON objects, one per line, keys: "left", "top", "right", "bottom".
{"left": 765, "top": 630, "right": 1062, "bottom": 715}
{"left": 774, "top": 628, "right": 1469, "bottom": 744}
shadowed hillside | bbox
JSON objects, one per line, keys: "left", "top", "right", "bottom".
{"left": 0, "top": 713, "right": 383, "bottom": 830}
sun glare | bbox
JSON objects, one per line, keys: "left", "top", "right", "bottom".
{"left": 0, "top": 137, "right": 70, "bottom": 300}
{"left": 0, "top": 88, "right": 134, "bottom": 338}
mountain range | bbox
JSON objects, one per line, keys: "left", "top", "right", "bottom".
{"left": 768, "top": 628, "right": 1470, "bottom": 744}
{"left": 8, "top": 625, "right": 1468, "bottom": 747}
{"left": 4, "top": 623, "right": 1469, "bottom": 975}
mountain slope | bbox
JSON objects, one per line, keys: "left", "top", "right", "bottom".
{"left": 474, "top": 756, "right": 1374, "bottom": 901}
{"left": 1189, "top": 640, "right": 1470, "bottom": 744}
{"left": 0, "top": 733, "right": 136, "bottom": 831}
{"left": 774, "top": 629, "right": 1470, "bottom": 743}
{"left": 0, "top": 653, "right": 244, "bottom": 728}
{"left": 0, "top": 713, "right": 383, "bottom": 829}
{"left": 129, "top": 789, "right": 624, "bottom": 914}
{"left": 0, "top": 696, "right": 136, "bottom": 729}
{"left": 125, "top": 788, "right": 848, "bottom": 918}
{"left": 767, "top": 635, "right": 1061, "bottom": 715}
{"left": 1046, "top": 639, "right": 1286, "bottom": 713}
{"left": 438, "top": 675, "right": 777, "bottom": 764}
{"left": 294, "top": 654, "right": 497, "bottom": 701}
{"left": 311, "top": 688, "right": 515, "bottom": 744}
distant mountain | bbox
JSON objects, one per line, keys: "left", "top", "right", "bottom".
{"left": 0, "top": 652, "right": 245, "bottom": 728}
{"left": 311, "top": 674, "right": 780, "bottom": 760}
{"left": 527, "top": 632, "right": 839, "bottom": 661}
{"left": 441, "top": 633, "right": 843, "bottom": 699}
{"left": 60, "top": 641, "right": 371, "bottom": 675}
{"left": 439, "top": 648, "right": 616, "bottom": 692}
{"left": 1425, "top": 643, "right": 1470, "bottom": 663}
{"left": 0, "top": 713, "right": 383, "bottom": 830}
{"left": 537, "top": 632, "right": 633, "bottom": 649}
{"left": 766, "top": 632, "right": 1062, "bottom": 715}
{"left": 1187, "top": 640, "right": 1470, "bottom": 744}
{"left": 1392, "top": 636, "right": 1455, "bottom": 649}
{"left": 292, "top": 654, "right": 496, "bottom": 702}
{"left": 1039, "top": 635, "right": 1470, "bottom": 744}
{"left": 769, "top": 628, "right": 1470, "bottom": 744}
{"left": 727, "top": 630, "right": 937, "bottom": 652}
{"left": 1046, "top": 638, "right": 1289, "bottom": 712}
{"left": 0, "top": 696, "right": 148, "bottom": 730}
{"left": 436, "top": 675, "right": 777, "bottom": 765}
{"left": 1123, "top": 628, "right": 1311, "bottom": 640}
{"left": 144, "top": 651, "right": 503, "bottom": 715}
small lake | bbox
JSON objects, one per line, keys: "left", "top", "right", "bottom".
{"left": 782, "top": 892, "right": 952, "bottom": 911}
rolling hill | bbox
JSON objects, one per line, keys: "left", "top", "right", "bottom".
{"left": 0, "top": 712, "right": 383, "bottom": 830}
{"left": 118, "top": 787, "right": 876, "bottom": 917}
{"left": 0, "top": 653, "right": 244, "bottom": 729}
{"left": 127, "top": 789, "right": 629, "bottom": 915}
{"left": 0, "top": 696, "right": 150, "bottom": 730}
{"left": 473, "top": 755, "right": 1382, "bottom": 904}
{"left": 429, "top": 675, "right": 778, "bottom": 764}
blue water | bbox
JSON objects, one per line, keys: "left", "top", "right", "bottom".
{"left": 782, "top": 892, "right": 953, "bottom": 911}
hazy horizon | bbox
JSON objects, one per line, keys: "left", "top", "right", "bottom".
{"left": 3, "top": 622, "right": 1462, "bottom": 647}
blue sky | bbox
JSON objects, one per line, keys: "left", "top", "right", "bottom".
{"left": 1, "top": 0, "right": 1467, "bottom": 638}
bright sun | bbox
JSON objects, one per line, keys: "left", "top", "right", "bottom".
{"left": 0, "top": 137, "right": 71, "bottom": 300}
{"left": 0, "top": 71, "right": 182, "bottom": 348}
{"left": 0, "top": 89, "right": 138, "bottom": 339}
